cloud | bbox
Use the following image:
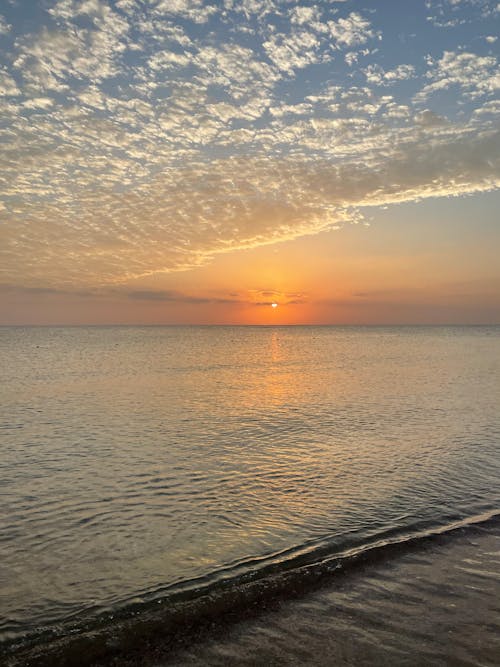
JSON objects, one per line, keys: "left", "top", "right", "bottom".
{"left": 263, "top": 30, "right": 321, "bottom": 75}
{"left": 425, "top": 0, "right": 496, "bottom": 27}
{"left": 0, "top": 283, "right": 306, "bottom": 307}
{"left": 250, "top": 289, "right": 307, "bottom": 305}
{"left": 364, "top": 64, "right": 416, "bottom": 86}
{"left": 0, "top": 15, "right": 11, "bottom": 35}
{"left": 472, "top": 99, "right": 500, "bottom": 116}
{"left": 327, "top": 12, "right": 376, "bottom": 47}
{"left": 153, "top": 0, "right": 217, "bottom": 24}
{"left": 415, "top": 51, "right": 499, "bottom": 102}
{"left": 0, "top": 67, "right": 20, "bottom": 96}
{"left": 2, "top": 122, "right": 499, "bottom": 289}
{"left": 127, "top": 289, "right": 238, "bottom": 304}
{"left": 125, "top": 288, "right": 308, "bottom": 306}
{"left": 0, "top": 1, "right": 499, "bottom": 293}
{"left": 0, "top": 283, "right": 95, "bottom": 297}
{"left": 414, "top": 109, "right": 447, "bottom": 126}
{"left": 13, "top": 17, "right": 129, "bottom": 92}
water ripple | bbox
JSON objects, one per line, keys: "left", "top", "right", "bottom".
{"left": 1, "top": 325, "right": 499, "bottom": 646}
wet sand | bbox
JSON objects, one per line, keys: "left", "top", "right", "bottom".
{"left": 161, "top": 523, "right": 500, "bottom": 666}
{"left": 4, "top": 521, "right": 500, "bottom": 666}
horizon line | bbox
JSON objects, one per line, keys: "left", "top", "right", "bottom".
{"left": 1, "top": 323, "right": 499, "bottom": 328}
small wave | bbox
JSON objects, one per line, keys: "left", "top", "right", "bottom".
{"left": 3, "top": 508, "right": 500, "bottom": 666}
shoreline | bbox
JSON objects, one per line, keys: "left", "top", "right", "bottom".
{"left": 4, "top": 513, "right": 500, "bottom": 667}
{"left": 164, "top": 519, "right": 500, "bottom": 667}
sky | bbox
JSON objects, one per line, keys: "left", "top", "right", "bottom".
{"left": 0, "top": 0, "right": 499, "bottom": 325}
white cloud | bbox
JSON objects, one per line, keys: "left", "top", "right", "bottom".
{"left": 1, "top": 0, "right": 499, "bottom": 292}
{"left": 414, "top": 109, "right": 447, "bottom": 126}
{"left": 14, "top": 4, "right": 130, "bottom": 92}
{"left": 22, "top": 97, "right": 54, "bottom": 109}
{"left": 426, "top": 0, "right": 497, "bottom": 25}
{"left": 49, "top": 0, "right": 109, "bottom": 20}
{"left": 472, "top": 99, "right": 500, "bottom": 116}
{"left": 327, "top": 12, "right": 375, "bottom": 48}
{"left": 269, "top": 102, "right": 312, "bottom": 117}
{"left": 263, "top": 29, "right": 321, "bottom": 74}
{"left": 0, "top": 67, "right": 20, "bottom": 96}
{"left": 289, "top": 5, "right": 321, "bottom": 26}
{"left": 365, "top": 64, "right": 416, "bottom": 85}
{"left": 0, "top": 15, "right": 11, "bottom": 35}
{"left": 416, "top": 51, "right": 500, "bottom": 102}
{"left": 2, "top": 120, "right": 499, "bottom": 288}
{"left": 153, "top": 0, "right": 218, "bottom": 24}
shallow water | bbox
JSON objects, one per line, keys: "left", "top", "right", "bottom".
{"left": 1, "top": 326, "right": 499, "bottom": 650}
{"left": 164, "top": 521, "right": 500, "bottom": 667}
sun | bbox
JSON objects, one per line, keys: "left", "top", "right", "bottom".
{"left": 271, "top": 303, "right": 278, "bottom": 308}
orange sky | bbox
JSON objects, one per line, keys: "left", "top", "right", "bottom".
{"left": 1, "top": 1, "right": 499, "bottom": 325}
{"left": 3, "top": 191, "right": 499, "bottom": 325}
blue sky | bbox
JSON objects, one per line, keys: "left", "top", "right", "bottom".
{"left": 0, "top": 0, "right": 499, "bottom": 323}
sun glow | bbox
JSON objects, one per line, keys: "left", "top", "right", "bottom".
{"left": 271, "top": 303, "right": 278, "bottom": 308}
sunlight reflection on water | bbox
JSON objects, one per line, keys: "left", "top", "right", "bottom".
{"left": 1, "top": 325, "right": 499, "bottom": 642}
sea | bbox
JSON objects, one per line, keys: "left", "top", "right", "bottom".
{"left": 1, "top": 325, "right": 499, "bottom": 665}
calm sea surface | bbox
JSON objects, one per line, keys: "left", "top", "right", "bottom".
{"left": 1, "top": 326, "right": 499, "bottom": 652}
